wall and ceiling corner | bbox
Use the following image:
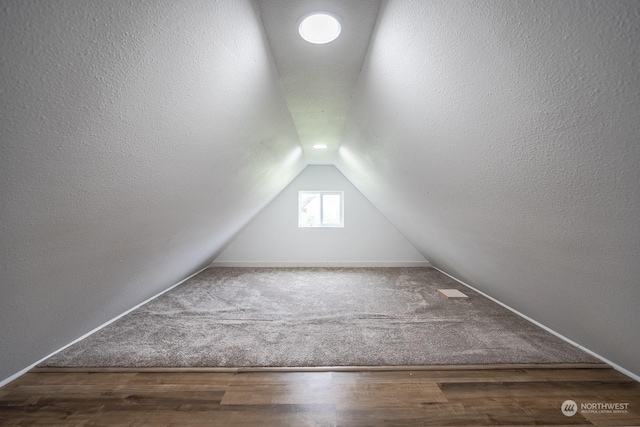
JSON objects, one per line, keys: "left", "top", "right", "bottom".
{"left": 1, "top": 0, "right": 639, "bottom": 386}
{"left": 213, "top": 165, "right": 429, "bottom": 267}
{"left": 0, "top": 0, "right": 304, "bottom": 384}
{"left": 336, "top": 0, "right": 640, "bottom": 377}
{"left": 256, "top": 0, "right": 381, "bottom": 164}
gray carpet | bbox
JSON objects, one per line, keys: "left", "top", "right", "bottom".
{"left": 41, "top": 267, "right": 600, "bottom": 367}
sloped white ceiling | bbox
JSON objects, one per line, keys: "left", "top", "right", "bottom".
{"left": 0, "top": 0, "right": 304, "bottom": 382}
{"left": 2, "top": 0, "right": 639, "bottom": 384}
{"left": 336, "top": 0, "right": 640, "bottom": 376}
{"left": 256, "top": 0, "right": 381, "bottom": 164}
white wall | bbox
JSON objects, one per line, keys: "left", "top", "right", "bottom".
{"left": 337, "top": 0, "right": 640, "bottom": 377}
{"left": 214, "top": 165, "right": 428, "bottom": 266}
{"left": 0, "top": 0, "right": 304, "bottom": 383}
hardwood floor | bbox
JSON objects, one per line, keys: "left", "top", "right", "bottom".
{"left": 1, "top": 367, "right": 639, "bottom": 426}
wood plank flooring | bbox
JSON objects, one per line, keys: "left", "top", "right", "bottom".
{"left": 1, "top": 367, "right": 639, "bottom": 426}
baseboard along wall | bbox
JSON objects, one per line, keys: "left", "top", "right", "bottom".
{"left": 210, "top": 261, "right": 432, "bottom": 268}
{"left": 432, "top": 266, "right": 640, "bottom": 383}
{"left": 3, "top": 263, "right": 637, "bottom": 387}
{"left": 0, "top": 266, "right": 209, "bottom": 388}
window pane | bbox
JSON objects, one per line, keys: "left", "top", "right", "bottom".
{"left": 299, "top": 193, "right": 321, "bottom": 227}
{"left": 322, "top": 194, "right": 341, "bottom": 225}
{"left": 299, "top": 191, "right": 343, "bottom": 228}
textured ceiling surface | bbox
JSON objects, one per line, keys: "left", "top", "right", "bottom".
{"left": 1, "top": 0, "right": 640, "bottom": 385}
{"left": 0, "top": 0, "right": 304, "bottom": 382}
{"left": 256, "top": 0, "right": 381, "bottom": 164}
{"left": 336, "top": 0, "right": 640, "bottom": 376}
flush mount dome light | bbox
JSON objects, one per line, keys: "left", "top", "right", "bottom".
{"left": 313, "top": 143, "right": 328, "bottom": 149}
{"left": 299, "top": 13, "right": 341, "bottom": 44}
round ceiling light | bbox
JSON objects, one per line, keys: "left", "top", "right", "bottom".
{"left": 299, "top": 13, "right": 341, "bottom": 44}
{"left": 312, "top": 143, "right": 328, "bottom": 149}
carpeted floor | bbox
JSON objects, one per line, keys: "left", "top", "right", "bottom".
{"left": 41, "top": 267, "right": 600, "bottom": 367}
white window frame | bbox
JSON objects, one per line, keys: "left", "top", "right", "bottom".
{"left": 298, "top": 191, "right": 344, "bottom": 228}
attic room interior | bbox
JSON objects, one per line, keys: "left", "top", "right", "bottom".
{"left": 1, "top": 0, "right": 639, "bottom": 425}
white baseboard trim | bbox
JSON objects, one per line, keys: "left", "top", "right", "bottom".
{"left": 433, "top": 266, "right": 640, "bottom": 383}
{"left": 210, "top": 261, "right": 432, "bottom": 268}
{"left": 0, "top": 266, "right": 209, "bottom": 389}
{"left": 6, "top": 264, "right": 635, "bottom": 387}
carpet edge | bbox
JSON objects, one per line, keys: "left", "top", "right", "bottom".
{"left": 30, "top": 363, "right": 610, "bottom": 373}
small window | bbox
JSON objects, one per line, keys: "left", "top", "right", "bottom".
{"left": 298, "top": 191, "right": 344, "bottom": 227}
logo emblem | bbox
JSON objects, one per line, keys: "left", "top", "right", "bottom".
{"left": 561, "top": 400, "right": 578, "bottom": 417}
